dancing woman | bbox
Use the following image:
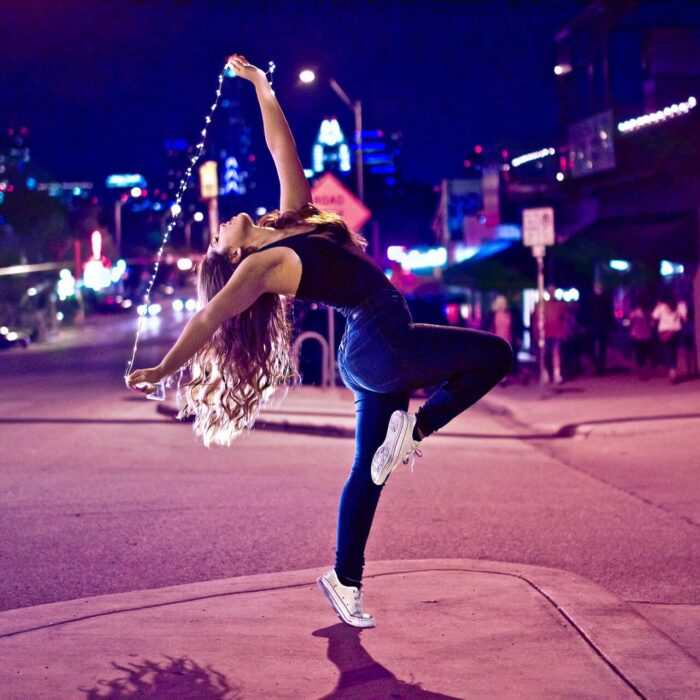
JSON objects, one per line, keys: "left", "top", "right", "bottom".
{"left": 126, "top": 54, "right": 512, "bottom": 628}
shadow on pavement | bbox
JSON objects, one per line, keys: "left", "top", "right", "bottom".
{"left": 80, "top": 656, "right": 240, "bottom": 698}
{"left": 312, "top": 623, "right": 459, "bottom": 699}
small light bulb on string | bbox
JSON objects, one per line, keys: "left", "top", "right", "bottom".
{"left": 267, "top": 61, "right": 276, "bottom": 94}
{"left": 124, "top": 59, "right": 276, "bottom": 394}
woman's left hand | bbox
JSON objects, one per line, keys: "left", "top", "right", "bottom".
{"left": 227, "top": 53, "right": 267, "bottom": 86}
{"left": 125, "top": 366, "right": 166, "bottom": 395}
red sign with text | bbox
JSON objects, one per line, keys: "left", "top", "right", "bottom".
{"left": 311, "top": 172, "right": 371, "bottom": 231}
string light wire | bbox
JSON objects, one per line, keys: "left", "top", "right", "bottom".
{"left": 124, "top": 60, "right": 276, "bottom": 393}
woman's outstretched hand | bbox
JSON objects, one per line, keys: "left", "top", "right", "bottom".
{"left": 227, "top": 54, "right": 267, "bottom": 87}
{"left": 125, "top": 366, "right": 166, "bottom": 396}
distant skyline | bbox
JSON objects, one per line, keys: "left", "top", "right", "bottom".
{"left": 3, "top": 0, "right": 700, "bottom": 201}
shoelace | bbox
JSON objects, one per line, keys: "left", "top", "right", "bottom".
{"left": 401, "top": 440, "right": 423, "bottom": 473}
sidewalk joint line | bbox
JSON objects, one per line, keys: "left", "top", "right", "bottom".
{"left": 366, "top": 567, "right": 647, "bottom": 699}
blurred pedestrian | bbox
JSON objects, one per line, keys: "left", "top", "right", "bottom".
{"left": 491, "top": 295, "right": 513, "bottom": 385}
{"left": 509, "top": 293, "right": 524, "bottom": 378}
{"left": 586, "top": 281, "right": 615, "bottom": 375}
{"left": 681, "top": 301, "right": 698, "bottom": 378}
{"left": 491, "top": 295, "right": 512, "bottom": 342}
{"left": 561, "top": 299, "right": 583, "bottom": 379}
{"left": 126, "top": 54, "right": 512, "bottom": 630}
{"left": 628, "top": 299, "right": 653, "bottom": 380}
{"left": 652, "top": 288, "right": 688, "bottom": 383}
{"left": 532, "top": 285, "right": 566, "bottom": 384}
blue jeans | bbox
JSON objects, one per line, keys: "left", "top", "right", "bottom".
{"left": 335, "top": 289, "right": 512, "bottom": 586}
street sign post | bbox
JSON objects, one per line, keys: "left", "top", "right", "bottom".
{"left": 522, "top": 207, "right": 555, "bottom": 248}
{"left": 522, "top": 207, "right": 555, "bottom": 395}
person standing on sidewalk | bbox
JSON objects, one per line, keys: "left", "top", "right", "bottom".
{"left": 652, "top": 287, "right": 688, "bottom": 383}
{"left": 585, "top": 281, "right": 615, "bottom": 375}
{"left": 628, "top": 298, "right": 653, "bottom": 380}
{"left": 531, "top": 285, "right": 566, "bottom": 384}
{"left": 491, "top": 295, "right": 513, "bottom": 385}
{"left": 681, "top": 301, "right": 698, "bottom": 378}
{"left": 126, "top": 54, "right": 512, "bottom": 629}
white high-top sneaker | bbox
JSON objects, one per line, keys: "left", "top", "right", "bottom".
{"left": 317, "top": 570, "right": 376, "bottom": 628}
{"left": 371, "top": 410, "right": 423, "bottom": 486}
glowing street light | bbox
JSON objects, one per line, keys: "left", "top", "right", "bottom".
{"left": 299, "top": 69, "right": 316, "bottom": 84}
{"left": 184, "top": 211, "right": 205, "bottom": 250}
{"left": 114, "top": 186, "right": 148, "bottom": 257}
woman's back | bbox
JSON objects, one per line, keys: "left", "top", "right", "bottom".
{"left": 257, "top": 225, "right": 396, "bottom": 314}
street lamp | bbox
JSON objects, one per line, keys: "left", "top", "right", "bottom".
{"left": 299, "top": 70, "right": 367, "bottom": 390}
{"left": 113, "top": 186, "right": 150, "bottom": 257}
{"left": 114, "top": 198, "right": 125, "bottom": 258}
{"left": 299, "top": 69, "right": 364, "bottom": 203}
{"left": 184, "top": 211, "right": 205, "bottom": 250}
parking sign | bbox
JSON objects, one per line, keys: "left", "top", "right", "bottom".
{"left": 522, "top": 207, "right": 555, "bottom": 248}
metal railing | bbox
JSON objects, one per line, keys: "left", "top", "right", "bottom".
{"left": 292, "top": 331, "right": 331, "bottom": 387}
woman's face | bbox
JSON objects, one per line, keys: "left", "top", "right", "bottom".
{"left": 210, "top": 212, "right": 255, "bottom": 257}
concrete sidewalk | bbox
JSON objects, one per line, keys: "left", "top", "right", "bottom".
{"left": 482, "top": 371, "right": 700, "bottom": 437}
{"left": 3, "top": 559, "right": 698, "bottom": 698}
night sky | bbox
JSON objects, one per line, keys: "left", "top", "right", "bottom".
{"left": 2, "top": 0, "right": 699, "bottom": 194}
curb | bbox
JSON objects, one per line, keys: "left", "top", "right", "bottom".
{"left": 156, "top": 401, "right": 578, "bottom": 441}
{"left": 155, "top": 402, "right": 355, "bottom": 438}
{"left": 157, "top": 394, "right": 699, "bottom": 441}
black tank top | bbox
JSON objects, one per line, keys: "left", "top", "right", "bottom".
{"left": 255, "top": 225, "right": 396, "bottom": 315}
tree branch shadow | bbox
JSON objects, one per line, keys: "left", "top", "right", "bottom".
{"left": 80, "top": 656, "right": 241, "bottom": 699}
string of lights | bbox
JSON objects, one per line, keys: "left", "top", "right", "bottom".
{"left": 124, "top": 60, "right": 276, "bottom": 397}
{"left": 617, "top": 96, "right": 697, "bottom": 134}
{"left": 511, "top": 147, "right": 556, "bottom": 168}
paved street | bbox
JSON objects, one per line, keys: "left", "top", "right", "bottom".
{"left": 0, "top": 315, "right": 698, "bottom": 608}
{"left": 1, "top": 312, "right": 699, "bottom": 670}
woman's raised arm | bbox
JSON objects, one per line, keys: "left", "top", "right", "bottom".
{"left": 228, "top": 54, "right": 311, "bottom": 212}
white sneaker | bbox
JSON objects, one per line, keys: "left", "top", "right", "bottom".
{"left": 317, "top": 570, "right": 376, "bottom": 628}
{"left": 371, "top": 410, "right": 422, "bottom": 486}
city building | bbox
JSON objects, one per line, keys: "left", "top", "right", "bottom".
{"left": 441, "top": 2, "right": 700, "bottom": 362}
{"left": 552, "top": 1, "right": 700, "bottom": 360}
{"left": 310, "top": 117, "right": 352, "bottom": 180}
{"left": 207, "top": 75, "right": 257, "bottom": 219}
{"left": 361, "top": 129, "right": 402, "bottom": 206}
{"left": 0, "top": 126, "right": 32, "bottom": 194}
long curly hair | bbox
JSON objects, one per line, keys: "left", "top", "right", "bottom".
{"left": 180, "top": 204, "right": 366, "bottom": 447}
{"left": 258, "top": 203, "right": 367, "bottom": 250}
